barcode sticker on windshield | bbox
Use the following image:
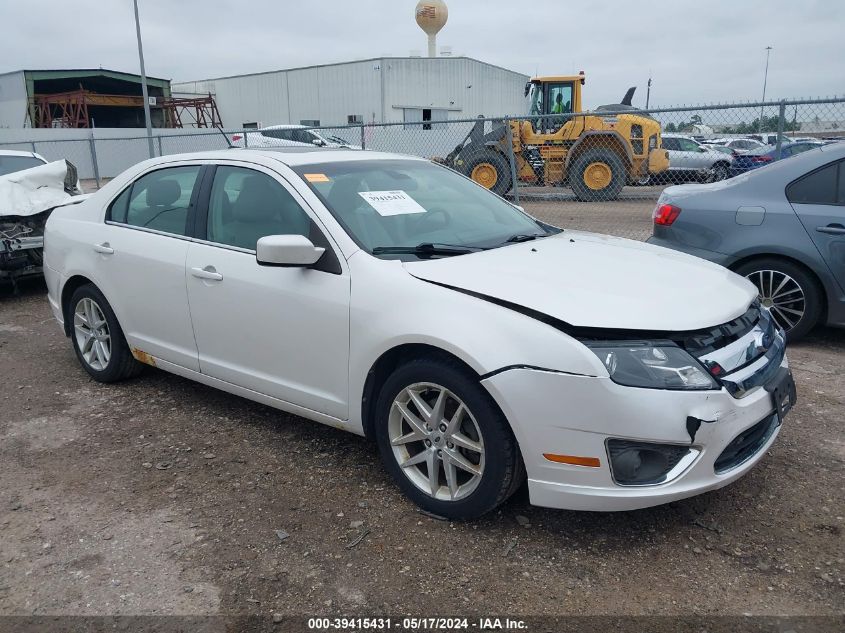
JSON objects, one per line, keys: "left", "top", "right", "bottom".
{"left": 358, "top": 190, "right": 426, "bottom": 216}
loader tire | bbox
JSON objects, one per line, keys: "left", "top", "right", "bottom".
{"left": 569, "top": 148, "right": 626, "bottom": 202}
{"left": 464, "top": 149, "right": 512, "bottom": 197}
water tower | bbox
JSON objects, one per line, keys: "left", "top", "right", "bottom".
{"left": 415, "top": 0, "right": 448, "bottom": 58}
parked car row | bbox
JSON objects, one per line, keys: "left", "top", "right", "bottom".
{"left": 4, "top": 119, "right": 841, "bottom": 521}
{"left": 36, "top": 140, "right": 806, "bottom": 519}
{"left": 650, "top": 142, "right": 845, "bottom": 340}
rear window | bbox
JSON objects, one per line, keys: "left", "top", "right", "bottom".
{"left": 0, "top": 155, "right": 46, "bottom": 177}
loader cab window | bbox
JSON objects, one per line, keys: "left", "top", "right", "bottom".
{"left": 528, "top": 83, "right": 544, "bottom": 116}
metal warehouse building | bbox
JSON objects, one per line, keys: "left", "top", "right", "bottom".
{"left": 172, "top": 56, "right": 529, "bottom": 128}
{"left": 0, "top": 69, "right": 172, "bottom": 128}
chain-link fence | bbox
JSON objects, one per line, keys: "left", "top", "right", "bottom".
{"left": 1, "top": 96, "right": 843, "bottom": 240}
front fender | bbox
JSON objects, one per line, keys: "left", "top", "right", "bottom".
{"left": 346, "top": 253, "right": 606, "bottom": 430}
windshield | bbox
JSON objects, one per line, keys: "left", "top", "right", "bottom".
{"left": 293, "top": 159, "right": 558, "bottom": 260}
{"left": 0, "top": 155, "right": 46, "bottom": 177}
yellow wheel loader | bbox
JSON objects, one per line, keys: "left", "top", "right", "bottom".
{"left": 444, "top": 73, "right": 669, "bottom": 201}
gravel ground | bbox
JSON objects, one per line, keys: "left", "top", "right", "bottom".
{"left": 0, "top": 196, "right": 843, "bottom": 626}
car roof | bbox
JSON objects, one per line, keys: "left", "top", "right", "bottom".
{"left": 150, "top": 147, "right": 425, "bottom": 168}
{"left": 260, "top": 124, "right": 307, "bottom": 130}
{"left": 662, "top": 133, "right": 696, "bottom": 139}
{"left": 0, "top": 149, "right": 44, "bottom": 159}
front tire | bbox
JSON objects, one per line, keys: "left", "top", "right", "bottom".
{"left": 375, "top": 357, "right": 524, "bottom": 520}
{"left": 463, "top": 149, "right": 513, "bottom": 197}
{"left": 569, "top": 148, "right": 626, "bottom": 202}
{"left": 733, "top": 258, "right": 823, "bottom": 341}
{"left": 69, "top": 284, "right": 143, "bottom": 382}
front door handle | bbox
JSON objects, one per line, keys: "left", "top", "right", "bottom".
{"left": 816, "top": 224, "right": 845, "bottom": 235}
{"left": 93, "top": 242, "right": 114, "bottom": 255}
{"left": 190, "top": 265, "right": 223, "bottom": 281}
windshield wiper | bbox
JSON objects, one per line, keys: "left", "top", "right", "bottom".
{"left": 371, "top": 243, "right": 485, "bottom": 257}
{"left": 503, "top": 233, "right": 547, "bottom": 244}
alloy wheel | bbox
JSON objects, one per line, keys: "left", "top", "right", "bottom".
{"left": 388, "top": 382, "right": 485, "bottom": 502}
{"left": 73, "top": 297, "right": 112, "bottom": 371}
{"left": 746, "top": 269, "right": 806, "bottom": 332}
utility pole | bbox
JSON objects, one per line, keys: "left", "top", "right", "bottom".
{"left": 646, "top": 74, "right": 652, "bottom": 109}
{"left": 759, "top": 46, "right": 772, "bottom": 133}
{"left": 133, "top": 0, "right": 155, "bottom": 158}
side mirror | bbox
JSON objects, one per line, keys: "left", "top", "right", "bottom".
{"left": 256, "top": 235, "right": 325, "bottom": 267}
{"left": 311, "top": 138, "right": 326, "bottom": 146}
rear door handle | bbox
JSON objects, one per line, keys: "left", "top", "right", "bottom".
{"left": 816, "top": 224, "right": 845, "bottom": 235}
{"left": 190, "top": 266, "right": 223, "bottom": 281}
{"left": 93, "top": 242, "right": 114, "bottom": 255}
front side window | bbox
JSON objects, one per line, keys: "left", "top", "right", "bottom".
{"left": 786, "top": 161, "right": 841, "bottom": 206}
{"left": 108, "top": 165, "right": 201, "bottom": 236}
{"left": 206, "top": 166, "right": 313, "bottom": 250}
{"left": 293, "top": 159, "right": 558, "bottom": 259}
{"left": 676, "top": 138, "right": 701, "bottom": 152}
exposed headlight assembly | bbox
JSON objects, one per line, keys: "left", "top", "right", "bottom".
{"left": 585, "top": 341, "right": 719, "bottom": 390}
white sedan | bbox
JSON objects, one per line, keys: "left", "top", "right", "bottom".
{"left": 43, "top": 148, "right": 795, "bottom": 519}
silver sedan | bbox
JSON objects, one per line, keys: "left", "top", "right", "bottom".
{"left": 648, "top": 142, "right": 845, "bottom": 340}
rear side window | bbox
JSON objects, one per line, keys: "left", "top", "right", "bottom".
{"left": 786, "top": 161, "right": 842, "bottom": 206}
{"left": 108, "top": 166, "right": 201, "bottom": 235}
{"left": 662, "top": 138, "right": 679, "bottom": 151}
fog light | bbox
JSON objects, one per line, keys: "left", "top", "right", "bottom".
{"left": 607, "top": 439, "right": 693, "bottom": 486}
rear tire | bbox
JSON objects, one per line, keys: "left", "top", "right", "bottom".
{"left": 375, "top": 357, "right": 524, "bottom": 520}
{"left": 733, "top": 258, "right": 823, "bottom": 341}
{"left": 462, "top": 149, "right": 513, "bottom": 197}
{"left": 705, "top": 162, "right": 730, "bottom": 182}
{"left": 569, "top": 148, "right": 626, "bottom": 201}
{"left": 69, "top": 284, "right": 143, "bottom": 382}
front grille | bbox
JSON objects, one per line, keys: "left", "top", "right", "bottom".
{"left": 714, "top": 414, "right": 778, "bottom": 474}
{"left": 680, "top": 302, "right": 761, "bottom": 356}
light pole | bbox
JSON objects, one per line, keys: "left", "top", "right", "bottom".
{"left": 759, "top": 46, "right": 772, "bottom": 132}
{"left": 133, "top": 0, "right": 155, "bottom": 158}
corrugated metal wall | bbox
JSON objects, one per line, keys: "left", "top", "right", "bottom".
{"left": 173, "top": 57, "right": 528, "bottom": 128}
{"left": 0, "top": 72, "right": 30, "bottom": 128}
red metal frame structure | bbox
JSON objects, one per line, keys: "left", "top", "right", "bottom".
{"left": 33, "top": 89, "right": 91, "bottom": 128}
{"left": 160, "top": 94, "right": 223, "bottom": 128}
{"left": 31, "top": 88, "right": 223, "bottom": 129}
{"left": 32, "top": 88, "right": 149, "bottom": 128}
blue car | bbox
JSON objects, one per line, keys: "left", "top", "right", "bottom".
{"left": 730, "top": 141, "right": 825, "bottom": 176}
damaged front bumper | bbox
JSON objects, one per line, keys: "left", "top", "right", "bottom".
{"left": 482, "top": 305, "right": 791, "bottom": 512}
{"left": 483, "top": 365, "right": 785, "bottom": 511}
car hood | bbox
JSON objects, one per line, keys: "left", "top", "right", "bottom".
{"left": 403, "top": 231, "right": 756, "bottom": 331}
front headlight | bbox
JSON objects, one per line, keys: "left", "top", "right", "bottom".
{"left": 584, "top": 341, "right": 718, "bottom": 390}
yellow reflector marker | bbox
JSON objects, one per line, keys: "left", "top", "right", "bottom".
{"left": 543, "top": 453, "right": 601, "bottom": 468}
{"left": 304, "top": 173, "right": 330, "bottom": 183}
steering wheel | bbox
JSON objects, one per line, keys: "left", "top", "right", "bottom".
{"left": 410, "top": 209, "right": 450, "bottom": 232}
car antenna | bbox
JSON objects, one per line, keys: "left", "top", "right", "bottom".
{"left": 216, "top": 125, "right": 235, "bottom": 149}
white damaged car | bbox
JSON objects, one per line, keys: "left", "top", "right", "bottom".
{"left": 1, "top": 153, "right": 84, "bottom": 290}
{"left": 43, "top": 148, "right": 795, "bottom": 518}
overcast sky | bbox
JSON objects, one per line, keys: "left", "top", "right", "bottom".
{"left": 3, "top": 0, "right": 843, "bottom": 107}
